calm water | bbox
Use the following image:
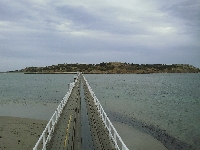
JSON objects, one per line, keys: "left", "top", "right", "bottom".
{"left": 84, "top": 73, "right": 200, "bottom": 149}
{"left": 0, "top": 73, "right": 200, "bottom": 149}
{"left": 0, "top": 73, "right": 75, "bottom": 120}
{"left": 0, "top": 73, "right": 74, "bottom": 104}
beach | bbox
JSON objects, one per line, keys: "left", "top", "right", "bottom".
{"left": 0, "top": 73, "right": 199, "bottom": 149}
{"left": 0, "top": 116, "right": 47, "bottom": 150}
{"left": 0, "top": 115, "right": 167, "bottom": 150}
{"left": 0, "top": 100, "right": 168, "bottom": 150}
{"left": 0, "top": 98, "right": 168, "bottom": 150}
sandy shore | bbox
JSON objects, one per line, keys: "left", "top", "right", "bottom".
{"left": 0, "top": 103, "right": 169, "bottom": 149}
{"left": 0, "top": 103, "right": 168, "bottom": 150}
{"left": 0, "top": 116, "right": 47, "bottom": 150}
{"left": 0, "top": 117, "right": 168, "bottom": 150}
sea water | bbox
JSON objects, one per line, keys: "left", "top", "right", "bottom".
{"left": 0, "top": 73, "right": 199, "bottom": 149}
{"left": 84, "top": 73, "right": 200, "bottom": 149}
{"left": 0, "top": 73, "right": 74, "bottom": 119}
{"left": 0, "top": 73, "right": 74, "bottom": 103}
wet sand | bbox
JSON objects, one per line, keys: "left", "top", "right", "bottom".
{"left": 0, "top": 100, "right": 171, "bottom": 149}
{"left": 108, "top": 110, "right": 195, "bottom": 150}
{"left": 0, "top": 107, "right": 169, "bottom": 150}
{"left": 0, "top": 116, "right": 47, "bottom": 150}
{"left": 0, "top": 103, "right": 170, "bottom": 150}
{"left": 0, "top": 102, "right": 57, "bottom": 121}
{"left": 112, "top": 121, "right": 167, "bottom": 150}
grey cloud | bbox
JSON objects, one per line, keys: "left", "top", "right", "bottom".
{"left": 0, "top": 1, "right": 30, "bottom": 22}
{"left": 160, "top": 0, "right": 200, "bottom": 36}
{"left": 0, "top": 0, "right": 200, "bottom": 71}
{"left": 55, "top": 5, "right": 147, "bottom": 36}
{"left": 165, "top": 0, "right": 200, "bottom": 20}
{"left": 56, "top": 5, "right": 98, "bottom": 25}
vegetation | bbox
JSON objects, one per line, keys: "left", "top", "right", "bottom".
{"left": 9, "top": 62, "right": 200, "bottom": 74}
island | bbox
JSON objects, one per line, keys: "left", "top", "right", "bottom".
{"left": 8, "top": 62, "right": 200, "bottom": 74}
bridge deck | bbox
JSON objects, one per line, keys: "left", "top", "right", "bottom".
{"left": 46, "top": 74, "right": 115, "bottom": 150}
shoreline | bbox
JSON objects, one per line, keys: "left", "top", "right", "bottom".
{"left": 107, "top": 110, "right": 196, "bottom": 150}
{"left": 0, "top": 103, "right": 196, "bottom": 149}
{"left": 112, "top": 121, "right": 167, "bottom": 150}
{"left": 0, "top": 115, "right": 168, "bottom": 150}
{"left": 1, "top": 72, "right": 200, "bottom": 74}
{"left": 24, "top": 72, "right": 78, "bottom": 74}
{"left": 0, "top": 98, "right": 198, "bottom": 149}
{"left": 0, "top": 99, "right": 171, "bottom": 150}
{"left": 0, "top": 102, "right": 168, "bottom": 150}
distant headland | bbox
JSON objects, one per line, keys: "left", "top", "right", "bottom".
{"left": 8, "top": 62, "right": 200, "bottom": 74}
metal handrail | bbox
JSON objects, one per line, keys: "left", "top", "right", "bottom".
{"left": 33, "top": 74, "right": 80, "bottom": 150}
{"left": 33, "top": 72, "right": 128, "bottom": 150}
{"left": 83, "top": 76, "right": 129, "bottom": 150}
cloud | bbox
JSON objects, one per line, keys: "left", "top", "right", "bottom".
{"left": 160, "top": 0, "right": 200, "bottom": 36}
{"left": 56, "top": 5, "right": 97, "bottom": 25}
{"left": 0, "top": 0, "right": 200, "bottom": 72}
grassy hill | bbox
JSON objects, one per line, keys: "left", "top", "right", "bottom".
{"left": 10, "top": 62, "right": 200, "bottom": 74}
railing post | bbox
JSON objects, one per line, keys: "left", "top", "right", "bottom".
{"left": 103, "top": 113, "right": 106, "bottom": 124}
{"left": 48, "top": 123, "right": 50, "bottom": 133}
{"left": 114, "top": 131, "right": 116, "bottom": 141}
{"left": 33, "top": 78, "right": 78, "bottom": 150}
{"left": 56, "top": 111, "right": 58, "bottom": 121}
{"left": 33, "top": 146, "right": 37, "bottom": 150}
{"left": 34, "top": 74, "right": 128, "bottom": 150}
{"left": 122, "top": 143, "right": 126, "bottom": 150}
{"left": 83, "top": 76, "right": 129, "bottom": 150}
{"left": 52, "top": 117, "right": 55, "bottom": 132}
{"left": 43, "top": 134, "right": 45, "bottom": 149}
{"left": 108, "top": 123, "right": 111, "bottom": 136}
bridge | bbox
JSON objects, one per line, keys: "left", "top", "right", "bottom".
{"left": 33, "top": 73, "right": 128, "bottom": 150}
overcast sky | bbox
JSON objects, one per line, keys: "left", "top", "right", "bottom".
{"left": 0, "top": 0, "right": 200, "bottom": 71}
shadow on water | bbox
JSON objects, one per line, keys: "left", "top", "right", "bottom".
{"left": 106, "top": 110, "right": 196, "bottom": 150}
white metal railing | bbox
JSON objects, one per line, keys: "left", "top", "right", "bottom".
{"left": 83, "top": 76, "right": 129, "bottom": 150}
{"left": 33, "top": 73, "right": 80, "bottom": 150}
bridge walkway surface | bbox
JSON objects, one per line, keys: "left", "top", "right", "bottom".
{"left": 33, "top": 73, "right": 128, "bottom": 150}
{"left": 46, "top": 75, "right": 82, "bottom": 150}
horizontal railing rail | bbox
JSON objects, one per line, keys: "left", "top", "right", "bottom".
{"left": 33, "top": 73, "right": 80, "bottom": 150}
{"left": 83, "top": 76, "right": 129, "bottom": 150}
